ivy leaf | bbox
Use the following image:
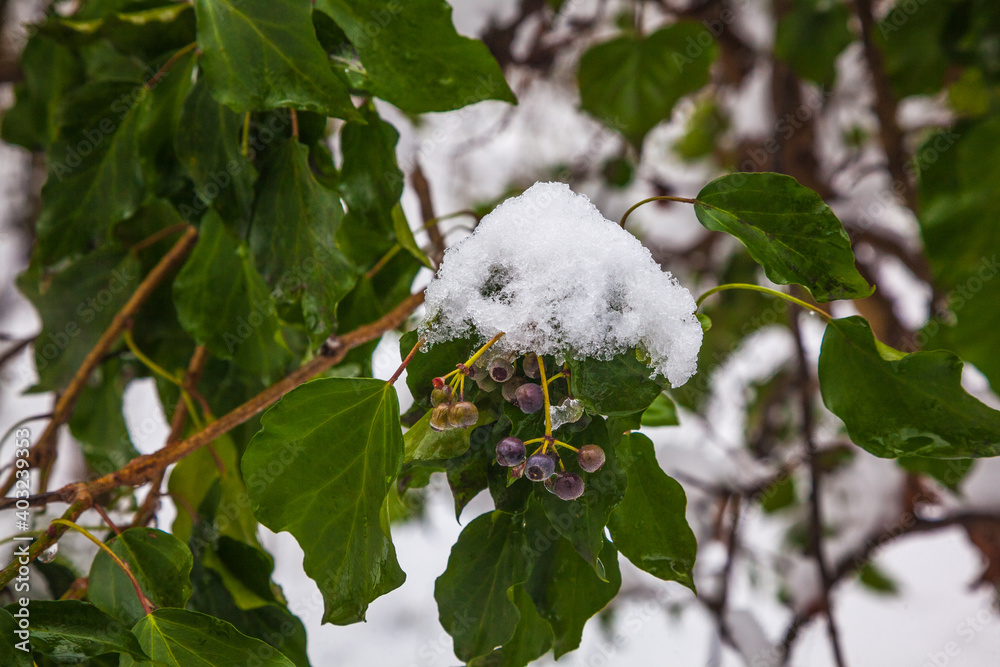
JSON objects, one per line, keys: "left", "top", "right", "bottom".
{"left": 242, "top": 378, "right": 406, "bottom": 624}
{"left": 523, "top": 529, "right": 621, "bottom": 658}
{"left": 404, "top": 408, "right": 496, "bottom": 463}
{"left": 608, "top": 434, "right": 698, "bottom": 591}
{"left": 568, "top": 353, "right": 663, "bottom": 416}
{"left": 774, "top": 0, "right": 852, "bottom": 87}
{"left": 174, "top": 77, "right": 257, "bottom": 224}
{"left": 315, "top": 0, "right": 515, "bottom": 113}
{"left": 0, "top": 608, "right": 32, "bottom": 666}
{"left": 173, "top": 211, "right": 291, "bottom": 385}
{"left": 694, "top": 172, "right": 873, "bottom": 302}
{"left": 434, "top": 510, "right": 531, "bottom": 662}
{"left": 400, "top": 330, "right": 475, "bottom": 407}
{"left": 393, "top": 204, "right": 433, "bottom": 268}
{"left": 68, "top": 358, "right": 139, "bottom": 473}
{"left": 538, "top": 417, "right": 625, "bottom": 575}
{"left": 898, "top": 457, "right": 974, "bottom": 492}
{"left": 578, "top": 23, "right": 715, "bottom": 148}
{"left": 193, "top": 0, "right": 359, "bottom": 118}
{"left": 818, "top": 316, "right": 1000, "bottom": 458}
{"left": 88, "top": 528, "right": 194, "bottom": 626}
{"left": 5, "top": 600, "right": 148, "bottom": 662}
{"left": 249, "top": 138, "right": 358, "bottom": 338}
{"left": 469, "top": 587, "right": 553, "bottom": 667}
{"left": 874, "top": 0, "right": 952, "bottom": 98}
{"left": 17, "top": 248, "right": 141, "bottom": 392}
{"left": 123, "top": 608, "right": 294, "bottom": 666}
{"left": 641, "top": 392, "right": 679, "bottom": 427}
{"left": 40, "top": 4, "right": 196, "bottom": 61}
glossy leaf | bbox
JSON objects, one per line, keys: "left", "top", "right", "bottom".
{"left": 469, "top": 587, "right": 553, "bottom": 667}
{"left": 578, "top": 23, "right": 715, "bottom": 147}
{"left": 124, "top": 608, "right": 294, "bottom": 666}
{"left": 641, "top": 392, "right": 679, "bottom": 427}
{"left": 567, "top": 353, "right": 663, "bottom": 416}
{"left": 434, "top": 510, "right": 530, "bottom": 662}
{"left": 0, "top": 608, "right": 31, "bottom": 667}
{"left": 89, "top": 528, "right": 193, "bottom": 625}
{"left": 173, "top": 211, "right": 291, "bottom": 384}
{"left": 8, "top": 600, "right": 147, "bottom": 662}
{"left": 193, "top": 0, "right": 358, "bottom": 118}
{"left": 242, "top": 378, "right": 406, "bottom": 624}
{"left": 608, "top": 433, "right": 697, "bottom": 590}
{"left": 250, "top": 138, "right": 358, "bottom": 338}
{"left": 315, "top": 0, "right": 515, "bottom": 113}
{"left": 404, "top": 408, "right": 496, "bottom": 463}
{"left": 39, "top": 4, "right": 196, "bottom": 61}
{"left": 694, "top": 172, "right": 873, "bottom": 302}
{"left": 818, "top": 316, "right": 1000, "bottom": 458}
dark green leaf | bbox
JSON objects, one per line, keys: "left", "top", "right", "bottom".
{"left": 393, "top": 205, "right": 433, "bottom": 268}
{"left": 898, "top": 457, "right": 974, "bottom": 492}
{"left": 173, "top": 211, "right": 291, "bottom": 384}
{"left": 68, "top": 359, "right": 139, "bottom": 475}
{"left": 5, "top": 600, "right": 147, "bottom": 662}
{"left": 774, "top": 0, "right": 853, "bottom": 87}
{"left": 759, "top": 475, "right": 797, "bottom": 513}
{"left": 874, "top": 0, "right": 952, "bottom": 98}
{"left": 40, "top": 4, "right": 196, "bottom": 61}
{"left": 315, "top": 0, "right": 515, "bottom": 113}
{"left": 818, "top": 316, "right": 1000, "bottom": 458}
{"left": 641, "top": 392, "right": 679, "bottom": 427}
{"left": 523, "top": 522, "right": 620, "bottom": 658}
{"left": 443, "top": 423, "right": 496, "bottom": 519}
{"left": 242, "top": 378, "right": 406, "bottom": 624}
{"left": 694, "top": 172, "right": 873, "bottom": 302}
{"left": 857, "top": 563, "right": 899, "bottom": 596}
{"left": 250, "top": 138, "right": 358, "bottom": 338}
{"left": 193, "top": 0, "right": 359, "bottom": 118}
{"left": 405, "top": 408, "right": 496, "bottom": 462}
{"left": 89, "top": 528, "right": 193, "bottom": 626}
{"left": 434, "top": 510, "right": 531, "bottom": 662}
{"left": 124, "top": 608, "right": 294, "bottom": 666}
{"left": 578, "top": 23, "right": 715, "bottom": 147}
{"left": 469, "top": 587, "right": 553, "bottom": 667}
{"left": 608, "top": 433, "right": 697, "bottom": 590}
{"left": 400, "top": 331, "right": 475, "bottom": 406}
{"left": 18, "top": 248, "right": 141, "bottom": 391}
{"left": 0, "top": 608, "right": 32, "bottom": 667}
{"left": 568, "top": 352, "right": 663, "bottom": 416}
{"left": 175, "top": 77, "right": 257, "bottom": 224}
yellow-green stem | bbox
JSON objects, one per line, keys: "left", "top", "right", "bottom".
{"left": 538, "top": 355, "right": 553, "bottom": 435}
{"left": 696, "top": 283, "right": 831, "bottom": 321}
{"left": 619, "top": 195, "right": 699, "bottom": 229}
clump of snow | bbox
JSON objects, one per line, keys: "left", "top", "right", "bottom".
{"left": 550, "top": 397, "right": 585, "bottom": 430}
{"left": 419, "top": 182, "right": 703, "bottom": 386}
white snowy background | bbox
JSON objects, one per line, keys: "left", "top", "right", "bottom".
{"left": 2, "top": 0, "right": 1000, "bottom": 665}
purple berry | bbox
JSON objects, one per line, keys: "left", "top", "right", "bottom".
{"left": 448, "top": 401, "right": 479, "bottom": 428}
{"left": 577, "top": 444, "right": 606, "bottom": 472}
{"left": 553, "top": 472, "right": 585, "bottom": 500}
{"left": 489, "top": 358, "right": 515, "bottom": 383}
{"left": 496, "top": 437, "right": 526, "bottom": 467}
{"left": 515, "top": 383, "right": 544, "bottom": 414}
{"left": 501, "top": 377, "right": 525, "bottom": 404}
{"left": 429, "top": 405, "right": 450, "bottom": 431}
{"left": 525, "top": 453, "right": 556, "bottom": 481}
{"left": 522, "top": 353, "right": 540, "bottom": 379}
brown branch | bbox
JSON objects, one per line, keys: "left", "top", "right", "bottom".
{"left": 0, "top": 290, "right": 425, "bottom": 587}
{"left": 852, "top": 0, "right": 918, "bottom": 212}
{"left": 1, "top": 227, "right": 199, "bottom": 496}
{"left": 411, "top": 163, "right": 446, "bottom": 265}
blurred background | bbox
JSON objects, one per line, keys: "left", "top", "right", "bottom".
{"left": 3, "top": 0, "right": 1000, "bottom": 665}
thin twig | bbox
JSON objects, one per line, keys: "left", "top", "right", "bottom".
{"left": 412, "top": 164, "right": 446, "bottom": 265}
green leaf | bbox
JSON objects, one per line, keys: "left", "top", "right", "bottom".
{"left": 315, "top": 0, "right": 515, "bottom": 113}
{"left": 173, "top": 211, "right": 291, "bottom": 384}
{"left": 538, "top": 417, "right": 626, "bottom": 575}
{"left": 242, "top": 378, "right": 406, "bottom": 624}
{"left": 68, "top": 359, "right": 139, "bottom": 474}
{"left": 818, "top": 316, "right": 1000, "bottom": 458}
{"left": 568, "top": 352, "right": 663, "bottom": 416}
{"left": 641, "top": 392, "right": 679, "bottom": 427}
{"left": 405, "top": 407, "right": 496, "bottom": 462}
{"left": 608, "top": 433, "right": 697, "bottom": 590}
{"left": 0, "top": 608, "right": 32, "bottom": 666}
{"left": 250, "top": 138, "right": 358, "bottom": 338}
{"left": 857, "top": 563, "right": 899, "bottom": 596}
{"left": 434, "top": 510, "right": 531, "bottom": 662}
{"left": 393, "top": 205, "right": 433, "bottom": 268}
{"left": 17, "top": 248, "right": 141, "bottom": 391}
{"left": 578, "top": 23, "right": 715, "bottom": 148}
{"left": 0, "top": 36, "right": 82, "bottom": 151}
{"left": 124, "top": 608, "right": 294, "bottom": 666}
{"left": 174, "top": 77, "right": 257, "bottom": 224}
{"left": 874, "top": 0, "right": 952, "bottom": 98}
{"left": 898, "top": 457, "right": 974, "bottom": 492}
{"left": 88, "top": 528, "right": 193, "bottom": 626}
{"left": 523, "top": 524, "right": 620, "bottom": 658}
{"left": 694, "top": 172, "right": 873, "bottom": 302}
{"left": 40, "top": 4, "right": 196, "bottom": 61}
{"left": 759, "top": 475, "right": 797, "bottom": 513}
{"left": 193, "top": 0, "right": 359, "bottom": 118}
{"left": 400, "top": 331, "right": 475, "bottom": 406}
{"left": 469, "top": 587, "right": 553, "bottom": 667}
{"left": 774, "top": 0, "right": 853, "bottom": 87}
{"left": 6, "top": 600, "right": 147, "bottom": 662}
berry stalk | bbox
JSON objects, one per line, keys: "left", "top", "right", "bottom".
{"left": 537, "top": 353, "right": 553, "bottom": 436}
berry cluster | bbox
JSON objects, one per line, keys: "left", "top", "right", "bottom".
{"left": 495, "top": 436, "right": 606, "bottom": 500}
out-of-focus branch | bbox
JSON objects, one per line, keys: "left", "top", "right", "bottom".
{"left": 411, "top": 163, "right": 446, "bottom": 266}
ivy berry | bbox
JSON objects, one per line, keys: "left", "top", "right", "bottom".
{"left": 577, "top": 444, "right": 605, "bottom": 472}
{"left": 496, "top": 436, "right": 526, "bottom": 466}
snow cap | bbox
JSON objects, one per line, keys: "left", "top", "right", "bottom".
{"left": 419, "top": 182, "right": 703, "bottom": 387}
